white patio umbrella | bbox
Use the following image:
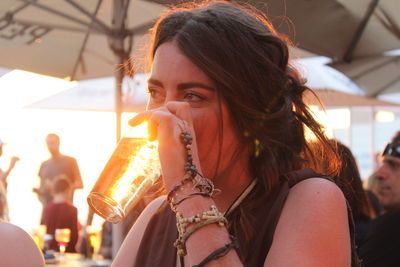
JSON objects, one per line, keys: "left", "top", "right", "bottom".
{"left": 26, "top": 73, "right": 149, "bottom": 112}
{"left": 0, "top": 0, "right": 166, "bottom": 140}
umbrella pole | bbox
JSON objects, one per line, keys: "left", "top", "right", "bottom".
{"left": 115, "top": 64, "right": 123, "bottom": 142}
{"left": 112, "top": 55, "right": 125, "bottom": 259}
{"left": 111, "top": 0, "right": 128, "bottom": 257}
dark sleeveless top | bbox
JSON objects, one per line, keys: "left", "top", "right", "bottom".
{"left": 134, "top": 169, "right": 360, "bottom": 266}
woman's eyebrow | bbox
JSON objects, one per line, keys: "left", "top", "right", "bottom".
{"left": 147, "top": 79, "right": 215, "bottom": 91}
{"left": 177, "top": 82, "right": 215, "bottom": 91}
{"left": 147, "top": 78, "right": 163, "bottom": 87}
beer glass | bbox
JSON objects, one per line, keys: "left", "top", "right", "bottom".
{"left": 87, "top": 122, "right": 160, "bottom": 223}
{"left": 55, "top": 228, "right": 71, "bottom": 255}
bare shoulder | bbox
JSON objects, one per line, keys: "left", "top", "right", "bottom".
{"left": 112, "top": 195, "right": 166, "bottom": 267}
{"left": 290, "top": 177, "right": 346, "bottom": 203}
{"left": 264, "top": 178, "right": 351, "bottom": 267}
{"left": 0, "top": 221, "right": 45, "bottom": 267}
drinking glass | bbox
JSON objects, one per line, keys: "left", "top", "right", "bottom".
{"left": 87, "top": 122, "right": 161, "bottom": 223}
{"left": 55, "top": 228, "right": 71, "bottom": 258}
{"left": 87, "top": 226, "right": 102, "bottom": 260}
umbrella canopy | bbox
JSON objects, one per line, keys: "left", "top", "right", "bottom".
{"left": 0, "top": 67, "right": 11, "bottom": 77}
{"left": 330, "top": 55, "right": 400, "bottom": 97}
{"left": 0, "top": 0, "right": 166, "bottom": 140}
{"left": 0, "top": 0, "right": 165, "bottom": 79}
{"left": 263, "top": 0, "right": 400, "bottom": 61}
{"left": 304, "top": 89, "right": 400, "bottom": 107}
{"left": 26, "top": 73, "right": 149, "bottom": 112}
{"left": 260, "top": 0, "right": 400, "bottom": 97}
{"left": 149, "top": 0, "right": 400, "bottom": 62}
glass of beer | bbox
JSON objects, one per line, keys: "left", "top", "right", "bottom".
{"left": 87, "top": 122, "right": 161, "bottom": 223}
{"left": 55, "top": 228, "right": 71, "bottom": 255}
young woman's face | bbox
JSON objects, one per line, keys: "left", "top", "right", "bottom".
{"left": 147, "top": 42, "right": 240, "bottom": 179}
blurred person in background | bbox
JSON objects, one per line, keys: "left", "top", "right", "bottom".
{"left": 311, "top": 140, "right": 378, "bottom": 248}
{"left": 0, "top": 220, "right": 45, "bottom": 267}
{"left": 0, "top": 138, "right": 19, "bottom": 190}
{"left": 374, "top": 131, "right": 400, "bottom": 214}
{"left": 42, "top": 175, "right": 79, "bottom": 253}
{"left": 333, "top": 141, "right": 378, "bottom": 247}
{"left": 359, "top": 131, "right": 400, "bottom": 267}
{"left": 33, "top": 133, "right": 83, "bottom": 210}
{"left": 0, "top": 138, "right": 19, "bottom": 221}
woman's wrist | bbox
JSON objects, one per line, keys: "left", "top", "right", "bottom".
{"left": 174, "top": 194, "right": 215, "bottom": 217}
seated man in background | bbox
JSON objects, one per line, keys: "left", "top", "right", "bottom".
{"left": 359, "top": 131, "right": 400, "bottom": 267}
{"left": 42, "top": 175, "right": 79, "bottom": 253}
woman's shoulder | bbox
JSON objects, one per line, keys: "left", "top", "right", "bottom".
{"left": 290, "top": 176, "right": 345, "bottom": 200}
{"left": 287, "top": 176, "right": 347, "bottom": 214}
{"left": 0, "top": 221, "right": 45, "bottom": 267}
{"left": 265, "top": 177, "right": 351, "bottom": 266}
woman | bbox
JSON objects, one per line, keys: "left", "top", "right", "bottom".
{"left": 113, "top": 1, "right": 357, "bottom": 266}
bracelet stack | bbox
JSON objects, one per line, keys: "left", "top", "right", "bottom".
{"left": 167, "top": 129, "right": 235, "bottom": 263}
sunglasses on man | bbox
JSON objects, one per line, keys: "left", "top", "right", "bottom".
{"left": 382, "top": 141, "right": 400, "bottom": 158}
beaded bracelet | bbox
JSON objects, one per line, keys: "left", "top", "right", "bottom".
{"left": 192, "top": 238, "right": 238, "bottom": 267}
{"left": 175, "top": 205, "right": 227, "bottom": 256}
{"left": 166, "top": 131, "right": 216, "bottom": 210}
{"left": 175, "top": 217, "right": 224, "bottom": 256}
{"left": 176, "top": 205, "right": 226, "bottom": 234}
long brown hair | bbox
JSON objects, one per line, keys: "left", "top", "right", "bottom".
{"left": 147, "top": 0, "right": 340, "bottom": 254}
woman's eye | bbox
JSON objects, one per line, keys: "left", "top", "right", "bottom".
{"left": 147, "top": 88, "right": 160, "bottom": 98}
{"left": 184, "top": 92, "right": 204, "bottom": 102}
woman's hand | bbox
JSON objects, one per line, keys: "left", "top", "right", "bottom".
{"left": 129, "top": 101, "right": 202, "bottom": 190}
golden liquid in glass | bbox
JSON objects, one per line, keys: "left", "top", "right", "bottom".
{"left": 87, "top": 137, "right": 160, "bottom": 223}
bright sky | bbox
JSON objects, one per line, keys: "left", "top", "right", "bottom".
{"left": 0, "top": 70, "right": 137, "bottom": 232}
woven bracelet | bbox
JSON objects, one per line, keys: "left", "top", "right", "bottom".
{"left": 175, "top": 217, "right": 224, "bottom": 256}
{"left": 192, "top": 239, "right": 238, "bottom": 267}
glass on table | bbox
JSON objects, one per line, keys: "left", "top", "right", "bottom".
{"left": 87, "top": 225, "right": 102, "bottom": 260}
{"left": 55, "top": 228, "right": 71, "bottom": 257}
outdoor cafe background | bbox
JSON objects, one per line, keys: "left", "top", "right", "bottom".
{"left": 0, "top": 57, "right": 399, "bottom": 236}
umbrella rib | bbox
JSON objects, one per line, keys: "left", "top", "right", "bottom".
{"left": 11, "top": 18, "right": 89, "bottom": 33}
{"left": 375, "top": 7, "right": 400, "bottom": 39}
{"left": 17, "top": 0, "right": 106, "bottom": 33}
{"left": 65, "top": 0, "right": 111, "bottom": 34}
{"left": 121, "top": 0, "right": 131, "bottom": 27}
{"left": 371, "top": 77, "right": 400, "bottom": 97}
{"left": 351, "top": 56, "right": 400, "bottom": 80}
{"left": 343, "top": 0, "right": 380, "bottom": 62}
{"left": 371, "top": 76, "right": 400, "bottom": 97}
{"left": 70, "top": 0, "right": 103, "bottom": 80}
{"left": 6, "top": 1, "right": 30, "bottom": 15}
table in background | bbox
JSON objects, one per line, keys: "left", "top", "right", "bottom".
{"left": 45, "top": 253, "right": 111, "bottom": 267}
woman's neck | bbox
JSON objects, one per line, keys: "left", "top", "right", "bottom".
{"left": 212, "top": 160, "right": 252, "bottom": 213}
